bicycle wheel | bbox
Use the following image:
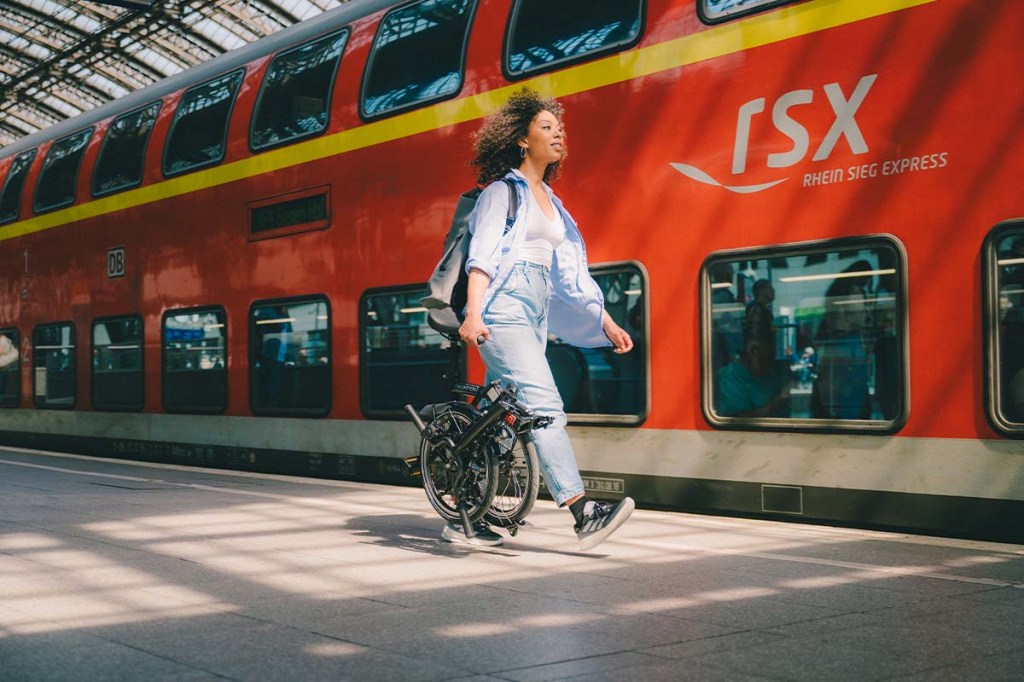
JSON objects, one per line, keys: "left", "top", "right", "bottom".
{"left": 419, "top": 403, "right": 498, "bottom": 524}
{"left": 485, "top": 429, "right": 540, "bottom": 529}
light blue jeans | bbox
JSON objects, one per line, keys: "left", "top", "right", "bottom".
{"left": 479, "top": 261, "right": 585, "bottom": 506}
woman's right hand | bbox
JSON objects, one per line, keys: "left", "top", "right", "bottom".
{"left": 460, "top": 268, "right": 492, "bottom": 347}
{"left": 459, "top": 312, "right": 490, "bottom": 347}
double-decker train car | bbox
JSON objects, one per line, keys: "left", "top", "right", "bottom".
{"left": 1, "top": 0, "right": 1022, "bottom": 541}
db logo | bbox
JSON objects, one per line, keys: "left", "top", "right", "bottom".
{"left": 672, "top": 74, "right": 877, "bottom": 193}
{"left": 107, "top": 247, "right": 126, "bottom": 279}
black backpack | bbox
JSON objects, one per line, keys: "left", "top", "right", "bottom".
{"left": 420, "top": 178, "right": 519, "bottom": 318}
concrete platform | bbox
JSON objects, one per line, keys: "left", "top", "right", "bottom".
{"left": 1, "top": 446, "right": 1022, "bottom": 681}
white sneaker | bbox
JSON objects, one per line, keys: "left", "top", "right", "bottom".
{"left": 441, "top": 521, "right": 504, "bottom": 547}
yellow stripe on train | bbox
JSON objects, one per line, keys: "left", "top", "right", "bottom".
{"left": 1, "top": 0, "right": 936, "bottom": 242}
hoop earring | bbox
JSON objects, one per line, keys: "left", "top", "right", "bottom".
{"left": 520, "top": 146, "right": 527, "bottom": 159}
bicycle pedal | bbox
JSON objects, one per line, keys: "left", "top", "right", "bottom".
{"left": 506, "top": 520, "right": 529, "bottom": 537}
{"left": 402, "top": 455, "right": 421, "bottom": 477}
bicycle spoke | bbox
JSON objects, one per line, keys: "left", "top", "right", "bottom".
{"left": 419, "top": 405, "right": 498, "bottom": 523}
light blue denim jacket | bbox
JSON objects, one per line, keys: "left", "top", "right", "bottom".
{"left": 465, "top": 169, "right": 610, "bottom": 348}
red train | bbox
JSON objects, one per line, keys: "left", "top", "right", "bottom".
{"left": 1, "top": 0, "right": 1022, "bottom": 541}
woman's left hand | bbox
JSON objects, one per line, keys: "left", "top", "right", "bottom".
{"left": 602, "top": 312, "right": 633, "bottom": 354}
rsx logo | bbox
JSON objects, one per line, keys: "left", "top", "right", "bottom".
{"left": 672, "top": 74, "right": 877, "bottom": 193}
{"left": 733, "top": 74, "right": 876, "bottom": 173}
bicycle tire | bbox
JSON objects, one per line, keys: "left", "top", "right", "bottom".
{"left": 419, "top": 402, "right": 498, "bottom": 524}
{"left": 485, "top": 430, "right": 540, "bottom": 529}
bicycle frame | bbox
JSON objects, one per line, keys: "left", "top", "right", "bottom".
{"left": 405, "top": 313, "right": 547, "bottom": 541}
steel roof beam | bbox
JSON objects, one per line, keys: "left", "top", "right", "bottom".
{"left": 0, "top": 0, "right": 349, "bottom": 144}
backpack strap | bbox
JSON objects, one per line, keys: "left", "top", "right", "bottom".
{"left": 501, "top": 177, "right": 519, "bottom": 235}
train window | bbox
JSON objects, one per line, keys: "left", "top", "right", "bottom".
{"left": 251, "top": 30, "right": 349, "bottom": 151}
{"left": 92, "top": 316, "right": 144, "bottom": 412}
{"left": 163, "top": 70, "right": 244, "bottom": 177}
{"left": 698, "top": 0, "right": 800, "bottom": 24}
{"left": 92, "top": 102, "right": 161, "bottom": 197}
{"left": 548, "top": 262, "right": 649, "bottom": 425}
{"left": 33, "top": 129, "right": 93, "bottom": 214}
{"left": 162, "top": 307, "right": 227, "bottom": 413}
{"left": 984, "top": 222, "right": 1024, "bottom": 436}
{"left": 0, "top": 149, "right": 37, "bottom": 225}
{"left": 702, "top": 237, "right": 907, "bottom": 432}
{"left": 0, "top": 328, "right": 20, "bottom": 408}
{"left": 361, "top": 0, "right": 476, "bottom": 119}
{"left": 33, "top": 322, "right": 76, "bottom": 410}
{"left": 505, "top": 0, "right": 644, "bottom": 79}
{"left": 250, "top": 297, "right": 331, "bottom": 416}
{"left": 360, "top": 286, "right": 460, "bottom": 418}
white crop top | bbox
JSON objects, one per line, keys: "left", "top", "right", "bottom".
{"left": 519, "top": 187, "right": 565, "bottom": 268}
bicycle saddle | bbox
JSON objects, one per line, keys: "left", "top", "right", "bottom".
{"left": 427, "top": 307, "right": 461, "bottom": 338}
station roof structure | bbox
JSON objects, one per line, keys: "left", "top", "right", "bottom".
{"left": 0, "top": 0, "right": 348, "bottom": 148}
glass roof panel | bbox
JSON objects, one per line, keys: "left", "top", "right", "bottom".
{"left": 0, "top": 0, "right": 348, "bottom": 148}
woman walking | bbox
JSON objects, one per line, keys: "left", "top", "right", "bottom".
{"left": 451, "top": 89, "right": 635, "bottom": 551}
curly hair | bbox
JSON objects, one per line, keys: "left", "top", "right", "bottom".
{"left": 471, "top": 88, "right": 566, "bottom": 186}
